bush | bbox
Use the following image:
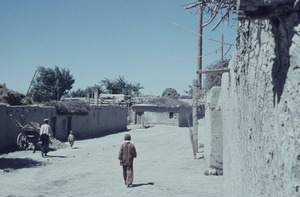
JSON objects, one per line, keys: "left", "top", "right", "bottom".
{"left": 204, "top": 59, "right": 230, "bottom": 91}
{"left": 162, "top": 88, "right": 180, "bottom": 99}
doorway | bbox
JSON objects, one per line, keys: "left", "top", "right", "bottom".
{"left": 50, "top": 117, "right": 56, "bottom": 137}
{"left": 67, "top": 116, "right": 72, "bottom": 138}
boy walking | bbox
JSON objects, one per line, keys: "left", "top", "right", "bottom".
{"left": 118, "top": 134, "right": 137, "bottom": 187}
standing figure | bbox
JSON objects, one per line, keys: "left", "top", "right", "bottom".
{"left": 118, "top": 134, "right": 137, "bottom": 187}
{"left": 68, "top": 130, "right": 75, "bottom": 148}
{"left": 39, "top": 119, "right": 53, "bottom": 157}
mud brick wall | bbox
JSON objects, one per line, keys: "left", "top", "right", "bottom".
{"left": 221, "top": 10, "right": 300, "bottom": 197}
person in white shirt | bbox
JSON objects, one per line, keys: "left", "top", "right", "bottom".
{"left": 39, "top": 119, "right": 53, "bottom": 157}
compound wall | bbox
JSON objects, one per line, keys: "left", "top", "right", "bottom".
{"left": 221, "top": 10, "right": 300, "bottom": 197}
{"left": 55, "top": 105, "right": 128, "bottom": 140}
{"left": 0, "top": 104, "right": 56, "bottom": 151}
{"left": 0, "top": 104, "right": 127, "bottom": 152}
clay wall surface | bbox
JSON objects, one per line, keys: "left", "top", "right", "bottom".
{"left": 203, "top": 87, "right": 223, "bottom": 171}
{"left": 132, "top": 105, "right": 192, "bottom": 127}
{"left": 0, "top": 105, "right": 9, "bottom": 150}
{"left": 221, "top": 10, "right": 300, "bottom": 196}
{"left": 0, "top": 105, "right": 127, "bottom": 151}
{"left": 178, "top": 107, "right": 192, "bottom": 127}
{"left": 143, "top": 108, "right": 180, "bottom": 126}
{"left": 64, "top": 105, "right": 128, "bottom": 140}
{"left": 0, "top": 105, "right": 56, "bottom": 151}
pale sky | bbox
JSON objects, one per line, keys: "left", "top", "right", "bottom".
{"left": 0, "top": 0, "right": 237, "bottom": 96}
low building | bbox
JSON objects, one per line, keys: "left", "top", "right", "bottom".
{"left": 131, "top": 100, "right": 192, "bottom": 127}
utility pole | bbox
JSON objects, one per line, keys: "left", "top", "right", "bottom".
{"left": 185, "top": 1, "right": 203, "bottom": 89}
{"left": 185, "top": 1, "right": 204, "bottom": 158}
{"left": 193, "top": 3, "right": 203, "bottom": 156}
{"left": 197, "top": 3, "right": 203, "bottom": 89}
{"left": 192, "top": 79, "right": 199, "bottom": 159}
{"left": 221, "top": 34, "right": 224, "bottom": 61}
{"left": 26, "top": 69, "right": 37, "bottom": 96}
{"left": 184, "top": 0, "right": 235, "bottom": 158}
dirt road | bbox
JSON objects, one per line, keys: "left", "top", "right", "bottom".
{"left": 0, "top": 125, "right": 223, "bottom": 197}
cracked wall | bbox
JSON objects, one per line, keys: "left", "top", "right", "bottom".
{"left": 221, "top": 8, "right": 300, "bottom": 196}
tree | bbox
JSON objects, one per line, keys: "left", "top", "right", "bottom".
{"left": 184, "top": 1, "right": 236, "bottom": 88}
{"left": 185, "top": 0, "right": 237, "bottom": 32}
{"left": 70, "top": 88, "right": 86, "bottom": 98}
{"left": 70, "top": 84, "right": 104, "bottom": 98}
{"left": 29, "top": 66, "right": 75, "bottom": 102}
{"left": 86, "top": 84, "right": 104, "bottom": 97}
{"left": 100, "top": 76, "right": 143, "bottom": 95}
{"left": 162, "top": 88, "right": 180, "bottom": 99}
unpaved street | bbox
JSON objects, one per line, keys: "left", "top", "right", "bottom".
{"left": 0, "top": 125, "right": 223, "bottom": 197}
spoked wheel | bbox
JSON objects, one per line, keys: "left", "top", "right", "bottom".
{"left": 17, "top": 133, "right": 28, "bottom": 150}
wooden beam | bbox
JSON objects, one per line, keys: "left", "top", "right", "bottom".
{"left": 197, "top": 3, "right": 203, "bottom": 89}
{"left": 196, "top": 68, "right": 230, "bottom": 74}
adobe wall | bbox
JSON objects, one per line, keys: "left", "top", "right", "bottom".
{"left": 221, "top": 10, "right": 300, "bottom": 197}
{"left": 0, "top": 105, "right": 56, "bottom": 151}
{"left": 0, "top": 104, "right": 9, "bottom": 151}
{"left": 203, "top": 87, "right": 223, "bottom": 171}
{"left": 57, "top": 105, "right": 128, "bottom": 140}
{"left": 178, "top": 107, "right": 192, "bottom": 127}
{"left": 143, "top": 108, "right": 180, "bottom": 126}
{"left": 0, "top": 104, "right": 127, "bottom": 152}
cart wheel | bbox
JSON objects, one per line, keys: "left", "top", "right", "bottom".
{"left": 17, "top": 133, "right": 28, "bottom": 150}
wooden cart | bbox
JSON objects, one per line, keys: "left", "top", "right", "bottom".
{"left": 9, "top": 115, "right": 40, "bottom": 150}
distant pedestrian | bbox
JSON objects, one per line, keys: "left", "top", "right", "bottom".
{"left": 39, "top": 119, "right": 53, "bottom": 157}
{"left": 118, "top": 134, "right": 137, "bottom": 187}
{"left": 68, "top": 130, "right": 75, "bottom": 148}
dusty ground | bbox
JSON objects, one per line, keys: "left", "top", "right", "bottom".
{"left": 0, "top": 125, "right": 223, "bottom": 197}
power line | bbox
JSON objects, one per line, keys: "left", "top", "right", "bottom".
{"left": 172, "top": 22, "right": 235, "bottom": 46}
{"left": 172, "top": 45, "right": 223, "bottom": 60}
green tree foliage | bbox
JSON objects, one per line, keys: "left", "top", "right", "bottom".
{"left": 85, "top": 84, "right": 104, "bottom": 97}
{"left": 71, "top": 84, "right": 104, "bottom": 98}
{"left": 100, "top": 76, "right": 143, "bottom": 95}
{"left": 29, "top": 66, "right": 75, "bottom": 102}
{"left": 70, "top": 88, "right": 86, "bottom": 98}
{"left": 162, "top": 88, "right": 180, "bottom": 99}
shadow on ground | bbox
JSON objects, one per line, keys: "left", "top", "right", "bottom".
{"left": 45, "top": 155, "right": 67, "bottom": 158}
{"left": 130, "top": 182, "right": 155, "bottom": 188}
{"left": 0, "top": 158, "right": 45, "bottom": 170}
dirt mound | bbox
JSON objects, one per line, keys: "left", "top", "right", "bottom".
{"left": 27, "top": 138, "right": 68, "bottom": 151}
{"left": 50, "top": 138, "right": 68, "bottom": 149}
{"left": 0, "top": 84, "right": 33, "bottom": 105}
